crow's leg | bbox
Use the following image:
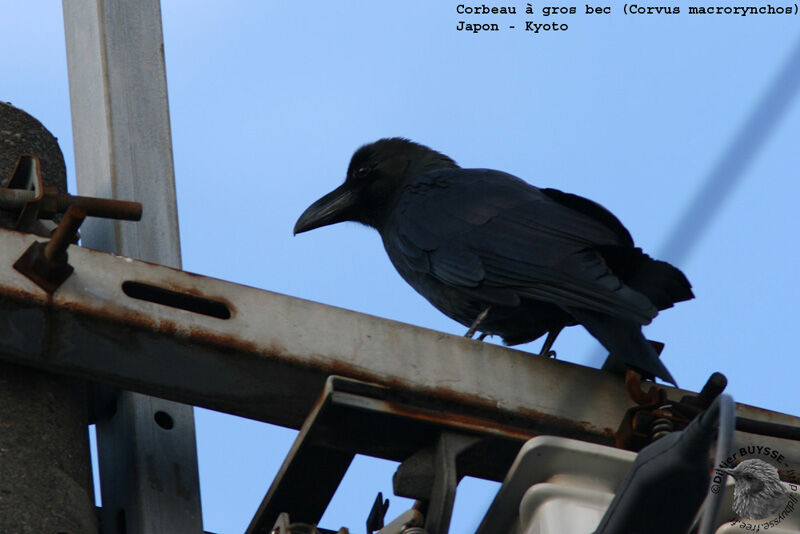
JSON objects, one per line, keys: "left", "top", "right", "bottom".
{"left": 464, "top": 306, "right": 491, "bottom": 339}
{"left": 477, "top": 332, "right": 490, "bottom": 341}
{"left": 537, "top": 326, "right": 563, "bottom": 358}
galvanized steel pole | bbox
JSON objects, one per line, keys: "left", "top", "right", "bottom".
{"left": 62, "top": 1, "right": 203, "bottom": 532}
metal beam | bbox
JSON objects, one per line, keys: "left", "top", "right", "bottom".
{"left": 1, "top": 227, "right": 799, "bottom": 461}
{"left": 62, "top": 1, "right": 202, "bottom": 532}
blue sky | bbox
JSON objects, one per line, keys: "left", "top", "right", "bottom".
{"left": 2, "top": 2, "right": 799, "bottom": 533}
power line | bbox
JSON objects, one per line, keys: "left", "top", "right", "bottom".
{"left": 587, "top": 34, "right": 800, "bottom": 368}
{"left": 659, "top": 34, "right": 800, "bottom": 265}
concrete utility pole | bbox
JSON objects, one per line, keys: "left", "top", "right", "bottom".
{"left": 0, "top": 102, "right": 96, "bottom": 534}
{"left": 62, "top": 1, "right": 203, "bottom": 532}
{"left": 0, "top": 364, "right": 96, "bottom": 533}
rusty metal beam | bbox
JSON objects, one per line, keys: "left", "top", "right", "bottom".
{"left": 1, "top": 227, "right": 799, "bottom": 457}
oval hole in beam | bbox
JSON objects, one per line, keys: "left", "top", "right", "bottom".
{"left": 122, "top": 281, "right": 231, "bottom": 320}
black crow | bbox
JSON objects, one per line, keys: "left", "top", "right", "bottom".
{"left": 294, "top": 138, "right": 693, "bottom": 385}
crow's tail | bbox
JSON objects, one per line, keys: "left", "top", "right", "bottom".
{"left": 568, "top": 307, "right": 677, "bottom": 386}
{"left": 598, "top": 246, "right": 694, "bottom": 311}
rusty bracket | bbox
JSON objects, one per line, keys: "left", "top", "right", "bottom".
{"left": 0, "top": 154, "right": 142, "bottom": 226}
{"left": 13, "top": 206, "right": 87, "bottom": 293}
{"left": 615, "top": 370, "right": 670, "bottom": 450}
{"left": 615, "top": 371, "right": 728, "bottom": 451}
{"left": 6, "top": 154, "right": 144, "bottom": 294}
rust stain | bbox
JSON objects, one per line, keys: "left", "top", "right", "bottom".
{"left": 0, "top": 284, "right": 50, "bottom": 306}
{"left": 58, "top": 297, "right": 160, "bottom": 332}
{"left": 376, "top": 399, "right": 536, "bottom": 441}
{"left": 185, "top": 326, "right": 266, "bottom": 356}
{"left": 1, "top": 281, "right": 622, "bottom": 445}
{"left": 424, "top": 382, "right": 614, "bottom": 435}
{"left": 143, "top": 276, "right": 233, "bottom": 304}
{"left": 300, "top": 357, "right": 617, "bottom": 443}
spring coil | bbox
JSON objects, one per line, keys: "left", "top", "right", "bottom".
{"left": 650, "top": 417, "right": 674, "bottom": 441}
{"left": 401, "top": 528, "right": 429, "bottom": 534}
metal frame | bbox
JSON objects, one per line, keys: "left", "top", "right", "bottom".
{"left": 1, "top": 224, "right": 799, "bottom": 453}
{"left": 246, "top": 376, "right": 526, "bottom": 533}
{"left": 0, "top": 226, "right": 662, "bottom": 439}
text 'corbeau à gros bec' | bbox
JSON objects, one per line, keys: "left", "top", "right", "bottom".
{"left": 455, "top": 3, "right": 797, "bottom": 34}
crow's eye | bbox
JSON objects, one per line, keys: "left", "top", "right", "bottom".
{"left": 355, "top": 166, "right": 370, "bottom": 178}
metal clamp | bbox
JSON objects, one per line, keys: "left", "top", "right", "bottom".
{"left": 1, "top": 154, "right": 142, "bottom": 226}
{"left": 6, "top": 154, "right": 143, "bottom": 293}
{"left": 615, "top": 371, "right": 728, "bottom": 450}
{"left": 393, "top": 431, "right": 481, "bottom": 534}
{"left": 13, "top": 206, "right": 87, "bottom": 293}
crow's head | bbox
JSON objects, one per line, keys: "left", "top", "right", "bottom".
{"left": 294, "top": 138, "right": 457, "bottom": 233}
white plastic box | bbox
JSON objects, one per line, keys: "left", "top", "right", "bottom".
{"left": 477, "top": 435, "right": 800, "bottom": 534}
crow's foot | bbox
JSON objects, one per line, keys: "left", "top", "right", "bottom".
{"left": 536, "top": 326, "right": 563, "bottom": 358}
{"left": 464, "top": 306, "right": 491, "bottom": 339}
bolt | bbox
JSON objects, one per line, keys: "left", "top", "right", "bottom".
{"left": 44, "top": 205, "right": 86, "bottom": 262}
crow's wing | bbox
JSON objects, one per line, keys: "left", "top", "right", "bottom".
{"left": 539, "top": 187, "right": 634, "bottom": 247}
{"left": 390, "top": 168, "right": 658, "bottom": 324}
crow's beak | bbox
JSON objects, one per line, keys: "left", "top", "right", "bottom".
{"left": 293, "top": 183, "right": 358, "bottom": 235}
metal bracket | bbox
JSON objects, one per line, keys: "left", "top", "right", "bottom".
{"left": 247, "top": 376, "right": 524, "bottom": 534}
{"left": 615, "top": 371, "right": 728, "bottom": 450}
{"left": 392, "top": 430, "right": 480, "bottom": 534}
{"left": 1, "top": 153, "right": 51, "bottom": 229}
{"left": 1, "top": 154, "right": 142, "bottom": 227}
{"left": 5, "top": 154, "right": 143, "bottom": 293}
{"left": 424, "top": 432, "right": 482, "bottom": 534}
{"left": 13, "top": 206, "right": 86, "bottom": 293}
{"left": 392, "top": 431, "right": 482, "bottom": 534}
